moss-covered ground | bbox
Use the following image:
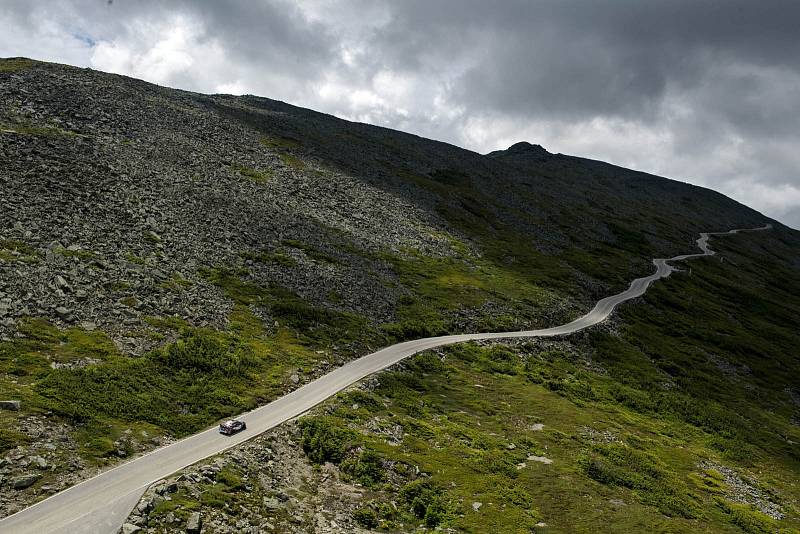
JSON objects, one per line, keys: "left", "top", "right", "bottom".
{"left": 293, "top": 230, "right": 800, "bottom": 533}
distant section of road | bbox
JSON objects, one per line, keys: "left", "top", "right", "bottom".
{"left": 0, "top": 225, "right": 771, "bottom": 534}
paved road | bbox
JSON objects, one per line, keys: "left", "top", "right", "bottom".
{"left": 0, "top": 225, "right": 771, "bottom": 534}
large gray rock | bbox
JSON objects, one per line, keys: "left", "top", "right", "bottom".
{"left": 0, "top": 400, "right": 20, "bottom": 410}
{"left": 186, "top": 511, "right": 202, "bottom": 533}
{"left": 29, "top": 455, "right": 47, "bottom": 468}
{"left": 120, "top": 523, "right": 141, "bottom": 534}
{"left": 11, "top": 473, "right": 40, "bottom": 489}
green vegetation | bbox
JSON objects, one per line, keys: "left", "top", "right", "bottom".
{"left": 300, "top": 417, "right": 358, "bottom": 464}
{"left": 260, "top": 136, "right": 301, "bottom": 150}
{"left": 282, "top": 239, "right": 338, "bottom": 264}
{"left": 0, "top": 263, "right": 378, "bottom": 465}
{"left": 390, "top": 165, "right": 664, "bottom": 296}
{"left": 119, "top": 296, "right": 138, "bottom": 308}
{"left": 295, "top": 329, "right": 799, "bottom": 532}
{"left": 582, "top": 442, "right": 701, "bottom": 518}
{"left": 0, "top": 57, "right": 36, "bottom": 73}
{"left": 379, "top": 247, "right": 564, "bottom": 341}
{"left": 143, "top": 315, "right": 190, "bottom": 331}
{"left": 159, "top": 272, "right": 194, "bottom": 291}
{"left": 200, "top": 266, "right": 371, "bottom": 348}
{"left": 278, "top": 152, "right": 305, "bottom": 169}
{"left": 54, "top": 246, "right": 96, "bottom": 261}
{"left": 143, "top": 231, "right": 161, "bottom": 244}
{"left": 0, "top": 122, "right": 86, "bottom": 138}
{"left": 0, "top": 239, "right": 35, "bottom": 255}
{"left": 0, "top": 239, "right": 38, "bottom": 263}
{"left": 289, "top": 231, "right": 800, "bottom": 532}
{"left": 125, "top": 252, "right": 145, "bottom": 265}
{"left": 233, "top": 164, "right": 272, "bottom": 183}
{"left": 240, "top": 248, "right": 297, "bottom": 268}
{"left": 259, "top": 135, "right": 306, "bottom": 169}
{"left": 715, "top": 499, "right": 783, "bottom": 534}
{"left": 0, "top": 428, "right": 30, "bottom": 453}
{"left": 150, "top": 465, "right": 249, "bottom": 520}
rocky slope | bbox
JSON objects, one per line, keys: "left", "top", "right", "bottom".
{"left": 0, "top": 58, "right": 776, "bottom": 344}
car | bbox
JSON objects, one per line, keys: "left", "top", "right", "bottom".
{"left": 219, "top": 419, "right": 247, "bottom": 435}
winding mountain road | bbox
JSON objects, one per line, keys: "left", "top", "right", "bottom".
{"left": 0, "top": 225, "right": 771, "bottom": 534}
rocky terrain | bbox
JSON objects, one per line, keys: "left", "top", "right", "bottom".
{"left": 120, "top": 420, "right": 375, "bottom": 534}
{"left": 1, "top": 57, "right": 798, "bottom": 533}
{"left": 0, "top": 58, "right": 771, "bottom": 347}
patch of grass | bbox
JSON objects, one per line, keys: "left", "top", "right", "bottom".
{"left": 143, "top": 315, "right": 189, "bottom": 331}
{"left": 715, "top": 499, "right": 781, "bottom": 534}
{"left": 298, "top": 319, "right": 800, "bottom": 533}
{"left": 0, "top": 240, "right": 36, "bottom": 255}
{"left": 109, "top": 281, "right": 131, "bottom": 291}
{"left": 0, "top": 58, "right": 36, "bottom": 72}
{"left": 282, "top": 239, "right": 338, "bottom": 264}
{"left": 201, "top": 266, "right": 371, "bottom": 348}
{"left": 159, "top": 273, "right": 194, "bottom": 291}
{"left": 582, "top": 442, "right": 701, "bottom": 518}
{"left": 260, "top": 136, "right": 301, "bottom": 150}
{"left": 379, "top": 249, "right": 563, "bottom": 341}
{"left": 233, "top": 165, "right": 273, "bottom": 183}
{"left": 278, "top": 152, "right": 306, "bottom": 169}
{"left": 689, "top": 469, "right": 727, "bottom": 495}
{"left": 119, "top": 296, "right": 138, "bottom": 308}
{"left": 55, "top": 247, "right": 96, "bottom": 261}
{"left": 241, "top": 249, "right": 297, "bottom": 268}
{"left": 125, "top": 252, "right": 145, "bottom": 265}
{"left": 34, "top": 329, "right": 258, "bottom": 435}
{"left": 353, "top": 506, "right": 380, "bottom": 528}
{"left": 14, "top": 317, "right": 119, "bottom": 365}
{"left": 300, "top": 417, "right": 359, "bottom": 464}
{"left": 143, "top": 231, "right": 161, "bottom": 244}
{"left": 0, "top": 239, "right": 38, "bottom": 263}
{"left": 399, "top": 479, "right": 456, "bottom": 528}
{"left": 0, "top": 428, "right": 30, "bottom": 453}
{"left": 0, "top": 307, "right": 322, "bottom": 464}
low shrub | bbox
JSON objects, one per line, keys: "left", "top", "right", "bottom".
{"left": 299, "top": 417, "right": 358, "bottom": 464}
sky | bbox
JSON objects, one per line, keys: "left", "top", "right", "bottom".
{"left": 2, "top": 1, "right": 799, "bottom": 228}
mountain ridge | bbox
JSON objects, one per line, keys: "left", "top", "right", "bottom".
{"left": 1, "top": 57, "right": 798, "bottom": 533}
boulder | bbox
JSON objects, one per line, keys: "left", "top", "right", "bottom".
{"left": 29, "top": 455, "right": 47, "bottom": 468}
{"left": 55, "top": 275, "right": 70, "bottom": 290}
{"left": 120, "top": 523, "right": 141, "bottom": 534}
{"left": 186, "top": 511, "right": 202, "bottom": 533}
{"left": 0, "top": 400, "right": 21, "bottom": 410}
{"left": 11, "top": 473, "right": 40, "bottom": 489}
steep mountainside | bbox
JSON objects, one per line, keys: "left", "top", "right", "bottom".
{"left": 0, "top": 58, "right": 798, "bottom": 533}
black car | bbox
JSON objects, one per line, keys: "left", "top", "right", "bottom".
{"left": 219, "top": 419, "right": 247, "bottom": 435}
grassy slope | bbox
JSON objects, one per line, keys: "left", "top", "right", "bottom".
{"left": 294, "top": 229, "right": 800, "bottom": 533}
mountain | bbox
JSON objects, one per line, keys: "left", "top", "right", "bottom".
{"left": 0, "top": 57, "right": 798, "bottom": 533}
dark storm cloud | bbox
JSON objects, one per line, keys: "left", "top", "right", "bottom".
{"left": 2, "top": 0, "right": 800, "bottom": 227}
{"left": 368, "top": 0, "right": 800, "bottom": 121}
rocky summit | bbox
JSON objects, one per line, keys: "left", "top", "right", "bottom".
{"left": 1, "top": 57, "right": 799, "bottom": 533}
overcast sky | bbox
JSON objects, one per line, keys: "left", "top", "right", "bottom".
{"left": 2, "top": 1, "right": 799, "bottom": 228}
